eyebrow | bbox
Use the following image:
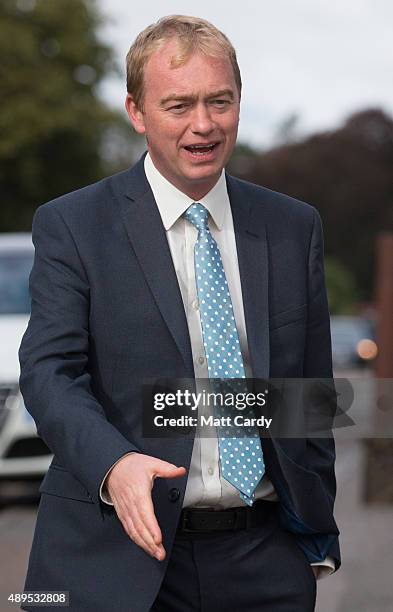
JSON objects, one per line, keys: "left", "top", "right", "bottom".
{"left": 160, "top": 89, "right": 235, "bottom": 106}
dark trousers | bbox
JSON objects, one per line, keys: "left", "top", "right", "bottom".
{"left": 151, "top": 510, "right": 316, "bottom": 612}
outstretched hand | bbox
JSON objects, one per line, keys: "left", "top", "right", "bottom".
{"left": 106, "top": 453, "right": 186, "bottom": 561}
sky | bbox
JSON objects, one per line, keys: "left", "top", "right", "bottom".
{"left": 97, "top": 0, "right": 393, "bottom": 149}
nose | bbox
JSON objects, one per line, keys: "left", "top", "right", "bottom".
{"left": 190, "top": 103, "right": 215, "bottom": 136}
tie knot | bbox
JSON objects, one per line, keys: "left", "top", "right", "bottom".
{"left": 184, "top": 203, "right": 209, "bottom": 233}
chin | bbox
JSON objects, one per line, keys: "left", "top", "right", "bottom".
{"left": 184, "top": 164, "right": 222, "bottom": 182}
{"left": 184, "top": 174, "right": 220, "bottom": 191}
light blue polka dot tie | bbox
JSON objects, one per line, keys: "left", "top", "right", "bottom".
{"left": 184, "top": 202, "right": 265, "bottom": 506}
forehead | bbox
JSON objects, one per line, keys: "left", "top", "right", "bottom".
{"left": 143, "top": 39, "right": 237, "bottom": 97}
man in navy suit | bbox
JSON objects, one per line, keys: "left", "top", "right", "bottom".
{"left": 19, "top": 15, "right": 340, "bottom": 612}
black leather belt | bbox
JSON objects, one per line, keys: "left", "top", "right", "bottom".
{"left": 178, "top": 500, "right": 277, "bottom": 533}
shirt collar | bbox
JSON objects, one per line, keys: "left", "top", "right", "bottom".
{"left": 144, "top": 152, "right": 228, "bottom": 231}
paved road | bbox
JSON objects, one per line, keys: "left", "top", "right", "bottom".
{"left": 316, "top": 437, "right": 393, "bottom": 612}
{"left": 0, "top": 483, "right": 38, "bottom": 612}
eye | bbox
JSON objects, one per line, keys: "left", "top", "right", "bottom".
{"left": 168, "top": 103, "right": 189, "bottom": 113}
{"left": 211, "top": 99, "right": 231, "bottom": 109}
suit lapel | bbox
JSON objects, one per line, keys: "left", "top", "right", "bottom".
{"left": 226, "top": 173, "right": 270, "bottom": 380}
{"left": 114, "top": 158, "right": 194, "bottom": 375}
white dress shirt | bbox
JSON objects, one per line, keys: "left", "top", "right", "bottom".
{"left": 100, "top": 152, "right": 335, "bottom": 577}
{"left": 145, "top": 152, "right": 278, "bottom": 509}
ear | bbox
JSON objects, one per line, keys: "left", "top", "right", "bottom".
{"left": 125, "top": 94, "right": 146, "bottom": 135}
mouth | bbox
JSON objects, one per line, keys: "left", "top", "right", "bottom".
{"left": 183, "top": 142, "right": 221, "bottom": 164}
{"left": 182, "top": 142, "right": 220, "bottom": 158}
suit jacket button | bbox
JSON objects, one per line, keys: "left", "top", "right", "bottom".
{"left": 168, "top": 488, "right": 180, "bottom": 502}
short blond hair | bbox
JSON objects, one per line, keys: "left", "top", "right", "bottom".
{"left": 126, "top": 15, "right": 242, "bottom": 110}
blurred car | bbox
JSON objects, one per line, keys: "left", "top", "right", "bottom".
{"left": 0, "top": 233, "right": 52, "bottom": 479}
{"left": 330, "top": 315, "right": 378, "bottom": 370}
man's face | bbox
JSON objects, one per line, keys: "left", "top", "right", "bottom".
{"left": 126, "top": 39, "right": 240, "bottom": 199}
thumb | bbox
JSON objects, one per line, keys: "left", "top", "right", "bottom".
{"left": 152, "top": 460, "right": 186, "bottom": 479}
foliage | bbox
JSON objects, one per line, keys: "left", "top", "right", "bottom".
{"left": 0, "top": 0, "right": 139, "bottom": 230}
{"left": 325, "top": 257, "right": 358, "bottom": 314}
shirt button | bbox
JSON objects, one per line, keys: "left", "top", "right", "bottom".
{"left": 192, "top": 299, "right": 200, "bottom": 310}
{"left": 208, "top": 467, "right": 214, "bottom": 476}
{"left": 198, "top": 356, "right": 205, "bottom": 365}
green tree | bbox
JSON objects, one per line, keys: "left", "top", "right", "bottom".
{"left": 0, "top": 0, "right": 140, "bottom": 231}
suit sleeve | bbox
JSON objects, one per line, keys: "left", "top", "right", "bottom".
{"left": 301, "top": 207, "right": 341, "bottom": 570}
{"left": 18, "top": 204, "right": 139, "bottom": 503}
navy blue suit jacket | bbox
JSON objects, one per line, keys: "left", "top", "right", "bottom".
{"left": 19, "top": 154, "right": 340, "bottom": 611}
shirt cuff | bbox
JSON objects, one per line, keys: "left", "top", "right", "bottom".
{"left": 310, "top": 555, "right": 336, "bottom": 580}
{"left": 99, "top": 452, "right": 137, "bottom": 505}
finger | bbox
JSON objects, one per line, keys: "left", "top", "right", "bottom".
{"left": 132, "top": 486, "right": 165, "bottom": 553}
{"left": 137, "top": 499, "right": 163, "bottom": 547}
{"left": 128, "top": 504, "right": 162, "bottom": 557}
{"left": 112, "top": 478, "right": 163, "bottom": 554}
{"left": 123, "top": 515, "right": 158, "bottom": 559}
{"left": 130, "top": 510, "right": 165, "bottom": 561}
{"left": 152, "top": 463, "right": 187, "bottom": 480}
{"left": 124, "top": 482, "right": 165, "bottom": 554}
{"left": 111, "top": 492, "right": 158, "bottom": 558}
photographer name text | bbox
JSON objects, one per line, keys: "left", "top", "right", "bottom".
{"left": 153, "top": 414, "right": 272, "bottom": 428}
